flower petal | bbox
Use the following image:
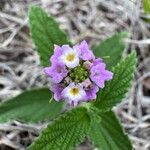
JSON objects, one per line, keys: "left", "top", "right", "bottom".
{"left": 50, "top": 45, "right": 62, "bottom": 64}
{"left": 90, "top": 62, "right": 113, "bottom": 88}
{"left": 61, "top": 83, "right": 86, "bottom": 104}
{"left": 78, "top": 40, "right": 95, "bottom": 61}
{"left": 50, "top": 83, "right": 64, "bottom": 101}
{"left": 44, "top": 63, "right": 68, "bottom": 83}
{"left": 85, "top": 84, "right": 99, "bottom": 100}
{"left": 59, "top": 46, "right": 79, "bottom": 68}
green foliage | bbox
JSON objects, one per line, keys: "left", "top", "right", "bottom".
{"left": 93, "top": 32, "right": 129, "bottom": 69}
{"left": 28, "top": 107, "right": 90, "bottom": 150}
{"left": 143, "top": 0, "right": 150, "bottom": 22}
{"left": 88, "top": 111, "right": 132, "bottom": 150}
{"left": 94, "top": 52, "right": 137, "bottom": 111}
{"left": 0, "top": 6, "right": 136, "bottom": 150}
{"left": 0, "top": 88, "right": 63, "bottom": 123}
{"left": 29, "top": 6, "right": 71, "bottom": 66}
{"left": 143, "top": 0, "right": 150, "bottom": 13}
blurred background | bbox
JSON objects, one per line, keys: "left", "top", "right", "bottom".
{"left": 0, "top": 0, "right": 150, "bottom": 150}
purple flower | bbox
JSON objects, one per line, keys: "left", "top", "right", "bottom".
{"left": 50, "top": 45, "right": 62, "bottom": 64}
{"left": 77, "top": 40, "right": 95, "bottom": 61}
{"left": 59, "top": 45, "right": 80, "bottom": 68}
{"left": 90, "top": 62, "right": 113, "bottom": 88}
{"left": 44, "top": 40, "right": 113, "bottom": 106}
{"left": 44, "top": 63, "right": 68, "bottom": 83}
{"left": 92, "top": 58, "right": 103, "bottom": 66}
{"left": 61, "top": 83, "right": 86, "bottom": 106}
{"left": 50, "top": 83, "right": 64, "bottom": 101}
{"left": 85, "top": 84, "right": 99, "bottom": 101}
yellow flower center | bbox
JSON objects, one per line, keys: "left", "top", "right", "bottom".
{"left": 70, "top": 87, "right": 79, "bottom": 96}
{"left": 66, "top": 54, "right": 75, "bottom": 62}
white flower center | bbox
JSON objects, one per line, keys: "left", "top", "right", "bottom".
{"left": 60, "top": 50, "right": 79, "bottom": 68}
{"left": 69, "top": 87, "right": 80, "bottom": 96}
{"left": 62, "top": 83, "right": 86, "bottom": 103}
{"left": 66, "top": 53, "right": 75, "bottom": 62}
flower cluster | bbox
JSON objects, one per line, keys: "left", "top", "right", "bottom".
{"left": 44, "top": 41, "right": 113, "bottom": 106}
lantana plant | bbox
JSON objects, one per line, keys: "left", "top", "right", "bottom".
{"left": 0, "top": 6, "right": 137, "bottom": 150}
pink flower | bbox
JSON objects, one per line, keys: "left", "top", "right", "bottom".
{"left": 44, "top": 41, "right": 113, "bottom": 106}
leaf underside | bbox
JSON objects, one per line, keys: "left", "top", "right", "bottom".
{"left": 28, "top": 107, "right": 90, "bottom": 150}
{"left": 93, "top": 32, "right": 129, "bottom": 69}
{"left": 29, "top": 6, "right": 71, "bottom": 66}
{"left": 0, "top": 88, "right": 63, "bottom": 123}
{"left": 88, "top": 111, "right": 132, "bottom": 150}
{"left": 94, "top": 52, "right": 137, "bottom": 111}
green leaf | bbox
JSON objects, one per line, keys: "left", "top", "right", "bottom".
{"left": 0, "top": 88, "right": 63, "bottom": 123}
{"left": 94, "top": 52, "right": 137, "bottom": 111}
{"left": 88, "top": 111, "right": 132, "bottom": 150}
{"left": 28, "top": 107, "right": 90, "bottom": 150}
{"left": 28, "top": 6, "right": 71, "bottom": 66}
{"left": 143, "top": 0, "right": 150, "bottom": 13}
{"left": 93, "top": 32, "right": 129, "bottom": 69}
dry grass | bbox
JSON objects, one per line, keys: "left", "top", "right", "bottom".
{"left": 0, "top": 0, "right": 150, "bottom": 150}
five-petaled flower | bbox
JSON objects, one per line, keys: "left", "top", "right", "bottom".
{"left": 44, "top": 40, "right": 113, "bottom": 106}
